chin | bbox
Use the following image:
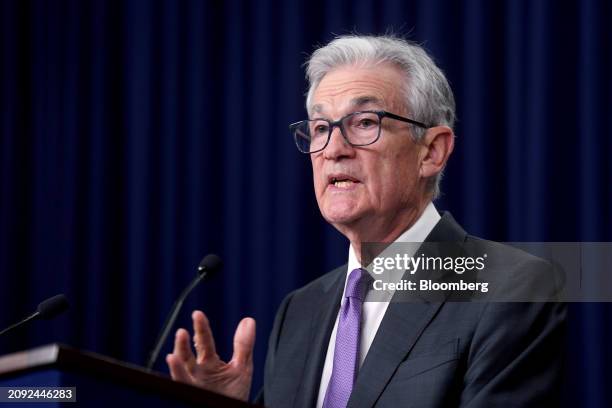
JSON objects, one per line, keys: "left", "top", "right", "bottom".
{"left": 321, "top": 207, "right": 361, "bottom": 226}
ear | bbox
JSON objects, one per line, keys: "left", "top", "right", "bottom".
{"left": 419, "top": 126, "right": 455, "bottom": 180}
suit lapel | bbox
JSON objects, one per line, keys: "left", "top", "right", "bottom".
{"left": 293, "top": 265, "right": 346, "bottom": 408}
{"left": 425, "top": 212, "right": 467, "bottom": 244}
{"left": 347, "top": 212, "right": 468, "bottom": 408}
{"left": 348, "top": 299, "right": 443, "bottom": 408}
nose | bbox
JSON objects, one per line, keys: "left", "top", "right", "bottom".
{"left": 323, "top": 124, "right": 355, "bottom": 160}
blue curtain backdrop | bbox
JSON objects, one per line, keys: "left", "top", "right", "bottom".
{"left": 0, "top": 0, "right": 610, "bottom": 405}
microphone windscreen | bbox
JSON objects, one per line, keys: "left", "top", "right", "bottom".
{"left": 37, "top": 294, "right": 70, "bottom": 320}
{"left": 197, "top": 254, "right": 223, "bottom": 277}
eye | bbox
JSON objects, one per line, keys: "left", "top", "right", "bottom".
{"left": 311, "top": 122, "right": 330, "bottom": 135}
{"left": 357, "top": 118, "right": 377, "bottom": 128}
{"left": 350, "top": 113, "right": 380, "bottom": 129}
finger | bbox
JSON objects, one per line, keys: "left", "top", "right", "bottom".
{"left": 173, "top": 328, "right": 196, "bottom": 365}
{"left": 192, "top": 310, "right": 217, "bottom": 362}
{"left": 166, "top": 353, "right": 193, "bottom": 383}
{"left": 232, "top": 317, "right": 256, "bottom": 366}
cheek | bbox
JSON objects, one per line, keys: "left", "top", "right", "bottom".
{"left": 371, "top": 150, "right": 420, "bottom": 197}
{"left": 373, "top": 175, "right": 406, "bottom": 202}
{"left": 361, "top": 165, "right": 399, "bottom": 207}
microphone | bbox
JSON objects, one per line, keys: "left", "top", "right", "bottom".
{"left": 146, "top": 254, "right": 222, "bottom": 370}
{"left": 0, "top": 294, "right": 70, "bottom": 336}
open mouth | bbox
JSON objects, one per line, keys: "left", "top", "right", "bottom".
{"left": 329, "top": 174, "right": 360, "bottom": 189}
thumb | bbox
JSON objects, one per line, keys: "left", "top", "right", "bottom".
{"left": 232, "top": 317, "right": 256, "bottom": 366}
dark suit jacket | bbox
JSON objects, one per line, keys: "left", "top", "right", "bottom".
{"left": 258, "top": 213, "right": 566, "bottom": 407}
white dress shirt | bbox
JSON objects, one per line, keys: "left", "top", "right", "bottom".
{"left": 316, "top": 202, "right": 441, "bottom": 408}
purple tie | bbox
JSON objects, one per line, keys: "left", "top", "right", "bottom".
{"left": 323, "top": 268, "right": 370, "bottom": 408}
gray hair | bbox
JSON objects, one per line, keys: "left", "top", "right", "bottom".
{"left": 305, "top": 34, "right": 456, "bottom": 199}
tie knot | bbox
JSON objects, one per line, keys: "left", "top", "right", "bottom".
{"left": 345, "top": 268, "right": 370, "bottom": 301}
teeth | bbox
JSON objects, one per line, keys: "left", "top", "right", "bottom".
{"left": 334, "top": 180, "right": 354, "bottom": 188}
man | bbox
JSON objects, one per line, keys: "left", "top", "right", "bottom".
{"left": 166, "top": 35, "right": 566, "bottom": 407}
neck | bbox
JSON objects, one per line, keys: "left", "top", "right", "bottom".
{"left": 344, "top": 199, "right": 431, "bottom": 265}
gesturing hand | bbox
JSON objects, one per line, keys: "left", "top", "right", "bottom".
{"left": 166, "top": 310, "right": 256, "bottom": 401}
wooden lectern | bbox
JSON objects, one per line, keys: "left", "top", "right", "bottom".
{"left": 0, "top": 343, "right": 258, "bottom": 407}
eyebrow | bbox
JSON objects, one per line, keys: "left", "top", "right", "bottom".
{"left": 311, "top": 95, "right": 384, "bottom": 116}
{"left": 350, "top": 95, "right": 383, "bottom": 109}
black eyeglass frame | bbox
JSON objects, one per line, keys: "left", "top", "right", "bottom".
{"left": 289, "top": 110, "right": 431, "bottom": 154}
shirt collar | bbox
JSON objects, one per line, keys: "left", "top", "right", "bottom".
{"left": 346, "top": 201, "right": 441, "bottom": 295}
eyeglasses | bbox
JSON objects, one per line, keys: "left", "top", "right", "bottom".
{"left": 289, "top": 110, "right": 430, "bottom": 154}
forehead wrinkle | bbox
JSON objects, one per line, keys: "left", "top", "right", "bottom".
{"left": 316, "top": 79, "right": 392, "bottom": 99}
{"left": 310, "top": 65, "right": 406, "bottom": 117}
{"left": 313, "top": 96, "right": 383, "bottom": 116}
{"left": 350, "top": 95, "right": 383, "bottom": 109}
{"left": 314, "top": 81, "right": 397, "bottom": 109}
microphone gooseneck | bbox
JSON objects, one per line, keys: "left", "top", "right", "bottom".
{"left": 146, "top": 254, "right": 223, "bottom": 371}
{"left": 0, "top": 294, "right": 70, "bottom": 337}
